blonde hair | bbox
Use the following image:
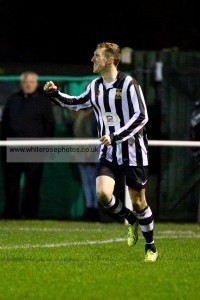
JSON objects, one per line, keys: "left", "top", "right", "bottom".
{"left": 96, "top": 42, "right": 121, "bottom": 66}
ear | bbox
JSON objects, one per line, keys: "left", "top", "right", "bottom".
{"left": 107, "top": 56, "right": 114, "bottom": 65}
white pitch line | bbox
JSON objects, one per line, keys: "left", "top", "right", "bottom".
{"left": 0, "top": 238, "right": 125, "bottom": 250}
{"left": 0, "top": 235, "right": 200, "bottom": 250}
{"left": 0, "top": 226, "right": 105, "bottom": 232}
{"left": 157, "top": 230, "right": 200, "bottom": 235}
{"left": 0, "top": 227, "right": 200, "bottom": 235}
{"left": 157, "top": 234, "right": 200, "bottom": 238}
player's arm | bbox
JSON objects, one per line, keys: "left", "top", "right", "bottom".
{"left": 43, "top": 81, "right": 92, "bottom": 111}
{"left": 110, "top": 81, "right": 148, "bottom": 145}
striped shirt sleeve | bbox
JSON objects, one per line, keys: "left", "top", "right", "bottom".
{"left": 47, "top": 84, "right": 92, "bottom": 111}
{"left": 112, "top": 80, "right": 148, "bottom": 144}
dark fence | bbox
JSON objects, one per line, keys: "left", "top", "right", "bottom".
{"left": 131, "top": 50, "right": 200, "bottom": 221}
{"left": 0, "top": 50, "right": 200, "bottom": 221}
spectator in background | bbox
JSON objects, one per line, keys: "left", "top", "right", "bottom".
{"left": 66, "top": 108, "right": 100, "bottom": 221}
{"left": 1, "top": 71, "right": 55, "bottom": 219}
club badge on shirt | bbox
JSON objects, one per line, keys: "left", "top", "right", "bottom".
{"left": 102, "top": 112, "right": 120, "bottom": 126}
{"left": 115, "top": 88, "right": 122, "bottom": 99}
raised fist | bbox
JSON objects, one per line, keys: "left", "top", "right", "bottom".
{"left": 43, "top": 81, "right": 57, "bottom": 93}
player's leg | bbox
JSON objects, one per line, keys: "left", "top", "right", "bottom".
{"left": 96, "top": 161, "right": 136, "bottom": 225}
{"left": 128, "top": 187, "right": 158, "bottom": 261}
{"left": 126, "top": 166, "right": 158, "bottom": 262}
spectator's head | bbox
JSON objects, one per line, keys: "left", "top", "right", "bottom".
{"left": 20, "top": 71, "right": 39, "bottom": 94}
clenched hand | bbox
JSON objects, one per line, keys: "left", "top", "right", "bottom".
{"left": 43, "top": 81, "right": 58, "bottom": 93}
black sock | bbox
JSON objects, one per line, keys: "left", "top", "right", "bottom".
{"left": 103, "top": 195, "right": 136, "bottom": 225}
{"left": 126, "top": 210, "right": 137, "bottom": 225}
{"left": 136, "top": 206, "right": 157, "bottom": 251}
{"left": 145, "top": 243, "right": 157, "bottom": 253}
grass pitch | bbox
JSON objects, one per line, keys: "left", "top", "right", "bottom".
{"left": 0, "top": 220, "right": 200, "bottom": 300}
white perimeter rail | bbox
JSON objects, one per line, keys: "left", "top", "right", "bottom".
{"left": 0, "top": 139, "right": 200, "bottom": 147}
{"left": 0, "top": 138, "right": 200, "bottom": 223}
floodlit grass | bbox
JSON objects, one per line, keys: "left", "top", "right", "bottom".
{"left": 0, "top": 220, "right": 200, "bottom": 300}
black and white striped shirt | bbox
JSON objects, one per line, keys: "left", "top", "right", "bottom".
{"left": 49, "top": 71, "right": 149, "bottom": 166}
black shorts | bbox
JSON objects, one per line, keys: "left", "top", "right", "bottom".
{"left": 96, "top": 159, "right": 148, "bottom": 191}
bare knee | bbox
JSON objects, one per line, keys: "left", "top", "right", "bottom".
{"left": 96, "top": 175, "right": 115, "bottom": 207}
{"left": 96, "top": 190, "right": 112, "bottom": 206}
{"left": 129, "top": 188, "right": 147, "bottom": 212}
{"left": 133, "top": 201, "right": 143, "bottom": 212}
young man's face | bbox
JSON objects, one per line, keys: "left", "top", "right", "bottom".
{"left": 91, "top": 47, "right": 111, "bottom": 74}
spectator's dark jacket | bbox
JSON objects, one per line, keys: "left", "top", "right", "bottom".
{"left": 1, "top": 87, "right": 55, "bottom": 139}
